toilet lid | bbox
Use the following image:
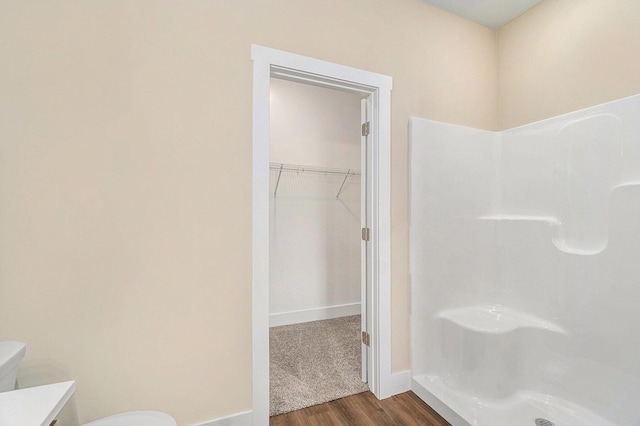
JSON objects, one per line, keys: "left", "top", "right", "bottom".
{"left": 82, "top": 411, "right": 176, "bottom": 426}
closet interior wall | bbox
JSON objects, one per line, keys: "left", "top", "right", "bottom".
{"left": 269, "top": 78, "right": 364, "bottom": 327}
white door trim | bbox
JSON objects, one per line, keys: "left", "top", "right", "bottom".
{"left": 251, "top": 45, "right": 392, "bottom": 426}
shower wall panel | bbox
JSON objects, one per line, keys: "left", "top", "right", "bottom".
{"left": 410, "top": 95, "right": 640, "bottom": 426}
{"left": 408, "top": 118, "right": 499, "bottom": 381}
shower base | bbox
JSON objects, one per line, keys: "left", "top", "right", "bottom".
{"left": 412, "top": 374, "right": 616, "bottom": 426}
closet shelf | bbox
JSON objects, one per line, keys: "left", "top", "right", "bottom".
{"left": 269, "top": 162, "right": 361, "bottom": 198}
{"left": 269, "top": 162, "right": 361, "bottom": 177}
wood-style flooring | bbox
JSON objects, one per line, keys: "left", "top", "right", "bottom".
{"left": 270, "top": 391, "right": 451, "bottom": 426}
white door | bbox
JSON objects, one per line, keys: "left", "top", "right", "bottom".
{"left": 360, "top": 96, "right": 372, "bottom": 382}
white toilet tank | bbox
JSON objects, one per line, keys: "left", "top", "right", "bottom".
{"left": 0, "top": 341, "right": 26, "bottom": 392}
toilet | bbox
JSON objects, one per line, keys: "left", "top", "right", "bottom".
{"left": 0, "top": 341, "right": 176, "bottom": 426}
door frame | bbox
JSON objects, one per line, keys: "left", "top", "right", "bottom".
{"left": 251, "top": 45, "right": 392, "bottom": 425}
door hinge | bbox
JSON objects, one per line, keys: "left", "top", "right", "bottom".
{"left": 361, "top": 227, "right": 370, "bottom": 241}
{"left": 361, "top": 331, "right": 370, "bottom": 347}
{"left": 361, "top": 121, "right": 370, "bottom": 137}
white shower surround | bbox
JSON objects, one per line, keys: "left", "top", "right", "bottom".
{"left": 409, "top": 95, "right": 640, "bottom": 426}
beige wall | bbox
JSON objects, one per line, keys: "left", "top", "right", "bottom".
{"left": 0, "top": 0, "right": 497, "bottom": 424}
{"left": 498, "top": 0, "right": 640, "bottom": 129}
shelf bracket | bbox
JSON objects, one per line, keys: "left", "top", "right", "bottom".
{"left": 336, "top": 169, "right": 351, "bottom": 199}
{"left": 273, "top": 163, "right": 283, "bottom": 198}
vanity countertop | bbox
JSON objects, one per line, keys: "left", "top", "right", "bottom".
{"left": 0, "top": 380, "right": 76, "bottom": 426}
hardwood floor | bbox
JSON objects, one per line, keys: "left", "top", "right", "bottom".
{"left": 270, "top": 391, "right": 451, "bottom": 426}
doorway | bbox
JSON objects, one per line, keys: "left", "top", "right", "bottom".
{"left": 252, "top": 45, "right": 392, "bottom": 426}
{"left": 268, "top": 77, "right": 367, "bottom": 416}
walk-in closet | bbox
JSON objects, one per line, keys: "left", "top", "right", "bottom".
{"left": 268, "top": 77, "right": 367, "bottom": 416}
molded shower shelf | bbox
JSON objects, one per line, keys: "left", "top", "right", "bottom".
{"left": 615, "top": 182, "right": 640, "bottom": 192}
{"left": 437, "top": 305, "right": 566, "bottom": 334}
{"left": 478, "top": 215, "right": 604, "bottom": 255}
{"left": 436, "top": 305, "right": 567, "bottom": 400}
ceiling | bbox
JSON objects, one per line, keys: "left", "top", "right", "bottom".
{"left": 421, "top": 0, "right": 543, "bottom": 29}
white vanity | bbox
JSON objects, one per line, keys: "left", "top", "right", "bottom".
{"left": 0, "top": 380, "right": 75, "bottom": 426}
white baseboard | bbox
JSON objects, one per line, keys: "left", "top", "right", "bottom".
{"left": 191, "top": 410, "right": 252, "bottom": 426}
{"left": 189, "top": 372, "right": 408, "bottom": 426}
{"left": 380, "top": 369, "right": 412, "bottom": 399}
{"left": 269, "top": 302, "right": 361, "bottom": 327}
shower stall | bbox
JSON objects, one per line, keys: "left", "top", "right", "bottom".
{"left": 409, "top": 95, "right": 640, "bottom": 426}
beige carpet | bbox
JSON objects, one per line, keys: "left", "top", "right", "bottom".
{"left": 269, "top": 315, "right": 370, "bottom": 416}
